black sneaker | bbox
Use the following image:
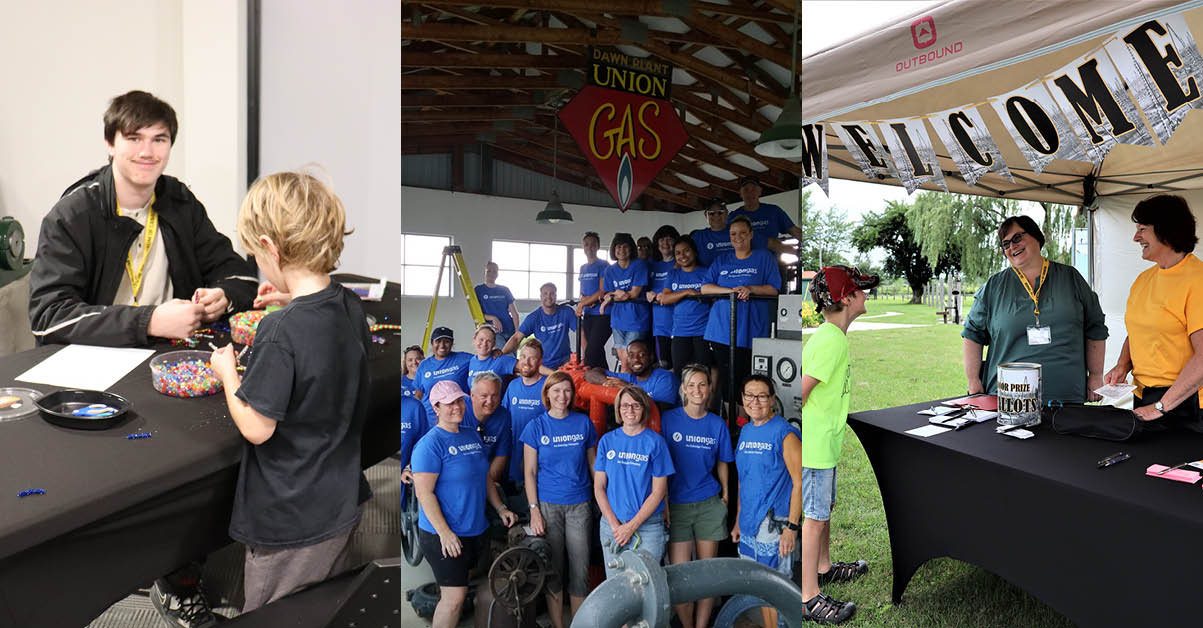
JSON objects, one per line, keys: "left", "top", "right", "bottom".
{"left": 817, "top": 560, "right": 869, "bottom": 585}
{"left": 802, "top": 593, "right": 856, "bottom": 624}
{"left": 150, "top": 580, "right": 223, "bottom": 628}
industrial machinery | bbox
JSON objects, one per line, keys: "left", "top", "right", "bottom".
{"left": 750, "top": 294, "right": 807, "bottom": 425}
{"left": 475, "top": 526, "right": 554, "bottom": 627}
{"left": 401, "top": 486, "right": 423, "bottom": 566}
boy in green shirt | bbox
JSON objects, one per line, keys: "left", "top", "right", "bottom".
{"left": 798, "top": 265, "right": 877, "bottom": 624}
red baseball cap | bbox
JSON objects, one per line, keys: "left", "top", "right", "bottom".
{"left": 810, "top": 265, "right": 881, "bottom": 309}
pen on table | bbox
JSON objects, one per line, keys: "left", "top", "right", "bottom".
{"left": 1155, "top": 459, "right": 1203, "bottom": 475}
{"left": 1097, "top": 452, "right": 1130, "bottom": 468}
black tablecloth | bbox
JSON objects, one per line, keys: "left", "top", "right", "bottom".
{"left": 0, "top": 275, "right": 400, "bottom": 627}
{"left": 849, "top": 400, "right": 1203, "bottom": 628}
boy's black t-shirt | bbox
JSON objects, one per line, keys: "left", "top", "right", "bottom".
{"left": 232, "top": 282, "right": 372, "bottom": 547}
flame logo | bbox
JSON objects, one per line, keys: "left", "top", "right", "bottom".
{"left": 617, "top": 153, "right": 633, "bottom": 208}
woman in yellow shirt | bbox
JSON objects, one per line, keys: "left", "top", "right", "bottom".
{"left": 1104, "top": 194, "right": 1203, "bottom": 429}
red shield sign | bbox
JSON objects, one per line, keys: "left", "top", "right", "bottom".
{"left": 559, "top": 85, "right": 688, "bottom": 211}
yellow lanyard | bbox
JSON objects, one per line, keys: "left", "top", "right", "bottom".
{"left": 118, "top": 194, "right": 158, "bottom": 306}
{"left": 1011, "top": 259, "right": 1048, "bottom": 322}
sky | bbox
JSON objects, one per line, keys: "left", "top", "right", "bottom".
{"left": 799, "top": 1, "right": 939, "bottom": 225}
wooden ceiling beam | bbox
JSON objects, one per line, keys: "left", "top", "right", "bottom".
{"left": 402, "top": 52, "right": 584, "bottom": 69}
{"left": 683, "top": 119, "right": 798, "bottom": 174}
{"left": 404, "top": 22, "right": 616, "bottom": 46}
{"left": 404, "top": 122, "right": 499, "bottom": 136}
{"left": 680, "top": 14, "right": 792, "bottom": 69}
{"left": 402, "top": 74, "right": 568, "bottom": 89}
{"left": 404, "top": 92, "right": 555, "bottom": 107}
{"left": 404, "top": 107, "right": 542, "bottom": 122}
{"left": 412, "top": 0, "right": 793, "bottom": 23}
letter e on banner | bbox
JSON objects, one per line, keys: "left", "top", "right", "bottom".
{"left": 832, "top": 123, "right": 896, "bottom": 181}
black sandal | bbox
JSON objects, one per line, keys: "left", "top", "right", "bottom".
{"left": 817, "top": 559, "right": 869, "bottom": 585}
{"left": 802, "top": 593, "right": 856, "bottom": 624}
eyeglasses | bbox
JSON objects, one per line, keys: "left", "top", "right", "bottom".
{"left": 742, "top": 393, "right": 773, "bottom": 402}
{"left": 999, "top": 232, "right": 1026, "bottom": 250}
{"left": 618, "top": 403, "right": 643, "bottom": 412}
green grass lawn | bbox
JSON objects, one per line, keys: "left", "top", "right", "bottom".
{"left": 800, "top": 297, "right": 1073, "bottom": 627}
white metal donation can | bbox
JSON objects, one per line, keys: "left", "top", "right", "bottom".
{"left": 997, "top": 362, "right": 1042, "bottom": 427}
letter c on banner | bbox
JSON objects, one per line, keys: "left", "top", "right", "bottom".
{"left": 948, "top": 111, "right": 993, "bottom": 166}
{"left": 1005, "top": 96, "right": 1059, "bottom": 155}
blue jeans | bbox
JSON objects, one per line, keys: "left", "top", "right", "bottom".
{"left": 599, "top": 513, "right": 666, "bottom": 577}
{"left": 611, "top": 328, "right": 649, "bottom": 350}
{"left": 496, "top": 331, "right": 513, "bottom": 349}
{"left": 802, "top": 467, "right": 837, "bottom": 522}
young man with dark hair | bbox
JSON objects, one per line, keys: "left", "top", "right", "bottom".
{"left": 30, "top": 90, "right": 257, "bottom": 347}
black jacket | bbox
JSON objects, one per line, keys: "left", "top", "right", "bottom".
{"left": 29, "top": 165, "right": 257, "bottom": 346}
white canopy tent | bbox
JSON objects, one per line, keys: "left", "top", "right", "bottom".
{"left": 801, "top": 0, "right": 1203, "bottom": 365}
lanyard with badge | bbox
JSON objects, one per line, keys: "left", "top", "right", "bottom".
{"left": 1012, "top": 259, "right": 1050, "bottom": 345}
{"left": 118, "top": 193, "right": 158, "bottom": 306}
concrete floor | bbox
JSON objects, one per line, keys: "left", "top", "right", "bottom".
{"left": 89, "top": 457, "right": 400, "bottom": 627}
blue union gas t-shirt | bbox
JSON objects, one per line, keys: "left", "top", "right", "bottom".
{"left": 400, "top": 396, "right": 429, "bottom": 471}
{"left": 475, "top": 283, "right": 516, "bottom": 334}
{"left": 518, "top": 306, "right": 577, "bottom": 369}
{"left": 728, "top": 203, "right": 796, "bottom": 240}
{"left": 667, "top": 266, "right": 710, "bottom": 337}
{"left": 579, "top": 260, "right": 610, "bottom": 316}
{"left": 402, "top": 375, "right": 418, "bottom": 399}
{"left": 703, "top": 250, "right": 781, "bottom": 349}
{"left": 690, "top": 228, "right": 769, "bottom": 267}
{"left": 415, "top": 352, "right": 473, "bottom": 419}
{"left": 604, "top": 259, "right": 651, "bottom": 332}
{"left": 660, "top": 407, "right": 734, "bottom": 504}
{"left": 520, "top": 412, "right": 598, "bottom": 505}
{"left": 503, "top": 375, "right": 547, "bottom": 483}
{"left": 605, "top": 369, "right": 680, "bottom": 406}
{"left": 411, "top": 426, "right": 489, "bottom": 537}
{"left": 734, "top": 415, "right": 799, "bottom": 534}
{"left": 462, "top": 403, "right": 514, "bottom": 461}
{"left": 594, "top": 427, "right": 674, "bottom": 522}
{"left": 650, "top": 259, "right": 676, "bottom": 336}
{"left": 468, "top": 353, "right": 518, "bottom": 382}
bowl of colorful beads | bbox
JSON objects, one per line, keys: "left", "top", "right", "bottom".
{"left": 150, "top": 350, "right": 224, "bottom": 397}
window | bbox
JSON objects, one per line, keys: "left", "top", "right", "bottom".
{"left": 571, "top": 247, "right": 610, "bottom": 299}
{"left": 401, "top": 233, "right": 452, "bottom": 297}
{"left": 491, "top": 240, "right": 569, "bottom": 300}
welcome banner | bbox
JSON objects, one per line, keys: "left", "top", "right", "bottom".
{"left": 802, "top": 11, "right": 1203, "bottom": 196}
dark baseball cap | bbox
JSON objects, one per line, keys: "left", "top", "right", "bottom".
{"left": 738, "top": 174, "right": 762, "bottom": 187}
{"left": 809, "top": 265, "right": 880, "bottom": 309}
{"left": 431, "top": 326, "right": 454, "bottom": 342}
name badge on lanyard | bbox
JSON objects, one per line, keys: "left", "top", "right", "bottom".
{"left": 1013, "top": 260, "right": 1051, "bottom": 346}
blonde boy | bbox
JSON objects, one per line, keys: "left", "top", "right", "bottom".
{"left": 210, "top": 172, "right": 370, "bottom": 611}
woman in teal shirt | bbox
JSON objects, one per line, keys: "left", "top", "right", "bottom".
{"left": 962, "top": 216, "right": 1107, "bottom": 403}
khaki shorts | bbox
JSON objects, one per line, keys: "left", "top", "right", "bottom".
{"left": 668, "top": 494, "right": 728, "bottom": 543}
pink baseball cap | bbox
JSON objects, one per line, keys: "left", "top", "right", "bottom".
{"left": 428, "top": 380, "right": 468, "bottom": 406}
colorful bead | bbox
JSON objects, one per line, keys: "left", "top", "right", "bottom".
{"left": 151, "top": 358, "right": 223, "bottom": 397}
{"left": 17, "top": 489, "right": 45, "bottom": 498}
{"left": 126, "top": 432, "right": 153, "bottom": 440}
{"left": 230, "top": 310, "right": 267, "bottom": 346}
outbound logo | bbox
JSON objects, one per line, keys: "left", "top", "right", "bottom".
{"left": 911, "top": 16, "right": 935, "bottom": 49}
{"left": 897, "top": 15, "right": 963, "bottom": 73}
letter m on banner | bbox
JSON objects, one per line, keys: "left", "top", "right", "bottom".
{"left": 559, "top": 50, "right": 688, "bottom": 211}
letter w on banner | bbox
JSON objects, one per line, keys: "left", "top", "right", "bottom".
{"left": 800, "top": 124, "right": 829, "bottom": 197}
{"left": 1105, "top": 13, "right": 1203, "bottom": 145}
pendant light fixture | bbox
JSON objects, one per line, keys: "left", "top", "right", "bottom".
{"left": 755, "top": 0, "right": 803, "bottom": 158}
{"left": 536, "top": 117, "right": 574, "bottom": 224}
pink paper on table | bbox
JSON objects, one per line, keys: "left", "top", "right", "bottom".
{"left": 1145, "top": 464, "right": 1202, "bottom": 484}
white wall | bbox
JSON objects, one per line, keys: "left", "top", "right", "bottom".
{"left": 1094, "top": 191, "right": 1203, "bottom": 369}
{"left": 0, "top": 1, "right": 244, "bottom": 256}
{"left": 259, "top": 0, "right": 401, "bottom": 281}
{"left": 400, "top": 187, "right": 706, "bottom": 350}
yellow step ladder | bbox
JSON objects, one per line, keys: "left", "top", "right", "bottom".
{"left": 421, "top": 245, "right": 486, "bottom": 354}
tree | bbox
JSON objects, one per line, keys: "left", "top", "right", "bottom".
{"left": 903, "top": 192, "right": 1079, "bottom": 283}
{"left": 853, "top": 200, "right": 957, "bottom": 303}
{"left": 794, "top": 191, "right": 853, "bottom": 270}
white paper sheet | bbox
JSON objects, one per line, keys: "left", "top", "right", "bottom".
{"left": 906, "top": 424, "right": 951, "bottom": 437}
{"left": 918, "top": 406, "right": 960, "bottom": 416}
{"left": 16, "top": 345, "right": 156, "bottom": 391}
{"left": 1094, "top": 383, "right": 1136, "bottom": 399}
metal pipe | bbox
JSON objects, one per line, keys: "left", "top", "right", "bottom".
{"left": 571, "top": 558, "right": 805, "bottom": 628}
{"left": 727, "top": 291, "right": 737, "bottom": 428}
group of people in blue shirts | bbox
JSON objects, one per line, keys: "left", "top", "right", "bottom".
{"left": 400, "top": 174, "right": 817, "bottom": 628}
